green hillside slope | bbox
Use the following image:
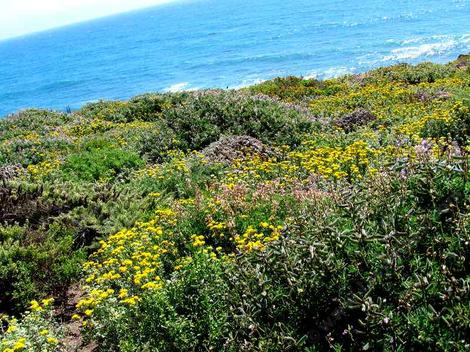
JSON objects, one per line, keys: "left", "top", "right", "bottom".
{"left": 1, "top": 56, "right": 469, "bottom": 351}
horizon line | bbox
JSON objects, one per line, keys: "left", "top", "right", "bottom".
{"left": 0, "top": 0, "right": 188, "bottom": 43}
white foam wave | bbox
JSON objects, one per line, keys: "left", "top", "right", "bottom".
{"left": 361, "top": 34, "right": 470, "bottom": 66}
{"left": 382, "top": 40, "right": 457, "bottom": 61}
{"left": 229, "top": 78, "right": 266, "bottom": 90}
{"left": 305, "top": 66, "right": 356, "bottom": 80}
{"left": 387, "top": 37, "right": 423, "bottom": 45}
{"left": 163, "top": 82, "right": 190, "bottom": 92}
{"left": 381, "top": 33, "right": 470, "bottom": 62}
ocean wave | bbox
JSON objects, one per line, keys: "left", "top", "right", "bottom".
{"left": 188, "top": 52, "right": 318, "bottom": 71}
{"left": 382, "top": 40, "right": 457, "bottom": 61}
{"left": 305, "top": 66, "right": 356, "bottom": 80}
{"left": 386, "top": 34, "right": 461, "bottom": 46}
{"left": 381, "top": 34, "right": 470, "bottom": 62}
{"left": 382, "top": 41, "right": 457, "bottom": 61}
{"left": 386, "top": 37, "right": 426, "bottom": 45}
{"left": 229, "top": 78, "right": 266, "bottom": 90}
{"left": 359, "top": 34, "right": 470, "bottom": 66}
{"left": 163, "top": 82, "right": 190, "bottom": 92}
{"left": 332, "top": 8, "right": 434, "bottom": 29}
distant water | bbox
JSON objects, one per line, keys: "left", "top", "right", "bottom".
{"left": 1, "top": 0, "right": 469, "bottom": 117}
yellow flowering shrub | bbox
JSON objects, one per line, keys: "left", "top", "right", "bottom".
{"left": 76, "top": 210, "right": 181, "bottom": 321}
{"left": 26, "top": 158, "right": 62, "bottom": 178}
{"left": 0, "top": 299, "right": 61, "bottom": 352}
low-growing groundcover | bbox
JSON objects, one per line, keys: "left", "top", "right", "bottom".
{"left": 1, "top": 56, "right": 470, "bottom": 351}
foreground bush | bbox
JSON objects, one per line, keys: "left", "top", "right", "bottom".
{"left": 0, "top": 299, "right": 62, "bottom": 352}
{"left": 74, "top": 153, "right": 469, "bottom": 351}
{"left": 0, "top": 220, "right": 86, "bottom": 313}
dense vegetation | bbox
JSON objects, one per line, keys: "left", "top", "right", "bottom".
{"left": 1, "top": 56, "right": 469, "bottom": 351}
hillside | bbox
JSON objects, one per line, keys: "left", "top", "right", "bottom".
{"left": 1, "top": 56, "right": 469, "bottom": 351}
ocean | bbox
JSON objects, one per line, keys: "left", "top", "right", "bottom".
{"left": 0, "top": 0, "right": 469, "bottom": 117}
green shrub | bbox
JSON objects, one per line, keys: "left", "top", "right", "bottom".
{"left": 364, "top": 62, "right": 456, "bottom": 85}
{"left": 125, "top": 94, "right": 179, "bottom": 122}
{"left": 79, "top": 101, "right": 129, "bottom": 122}
{"left": 162, "top": 91, "right": 315, "bottom": 150}
{"left": 0, "top": 110, "right": 74, "bottom": 166}
{"left": 421, "top": 100, "right": 470, "bottom": 144}
{"left": 217, "top": 160, "right": 469, "bottom": 351}
{"left": 1, "top": 300, "right": 62, "bottom": 352}
{"left": 60, "top": 140, "right": 143, "bottom": 181}
{"left": 249, "top": 76, "right": 342, "bottom": 101}
{"left": 0, "top": 223, "right": 86, "bottom": 313}
{"left": 88, "top": 254, "right": 231, "bottom": 352}
{"left": 81, "top": 156, "right": 470, "bottom": 351}
{"left": 79, "top": 94, "right": 181, "bottom": 123}
{"left": 132, "top": 122, "right": 180, "bottom": 163}
{"left": 0, "top": 110, "right": 70, "bottom": 142}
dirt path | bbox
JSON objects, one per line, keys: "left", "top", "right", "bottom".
{"left": 59, "top": 285, "right": 97, "bottom": 352}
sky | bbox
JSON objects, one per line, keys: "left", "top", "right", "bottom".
{"left": 0, "top": 0, "right": 177, "bottom": 40}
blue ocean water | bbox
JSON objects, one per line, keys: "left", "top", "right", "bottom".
{"left": 0, "top": 0, "right": 469, "bottom": 117}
